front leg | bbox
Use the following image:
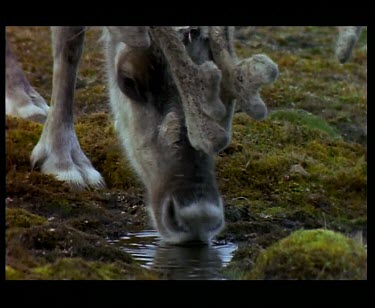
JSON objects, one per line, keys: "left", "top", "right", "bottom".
{"left": 6, "top": 39, "right": 50, "bottom": 123}
{"left": 31, "top": 26, "right": 104, "bottom": 189}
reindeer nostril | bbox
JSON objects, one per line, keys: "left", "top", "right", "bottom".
{"left": 166, "top": 199, "right": 186, "bottom": 232}
{"left": 167, "top": 200, "right": 176, "bottom": 223}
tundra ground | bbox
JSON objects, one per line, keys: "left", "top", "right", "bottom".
{"left": 5, "top": 26, "right": 367, "bottom": 279}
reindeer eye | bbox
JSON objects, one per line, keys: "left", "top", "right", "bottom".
{"left": 122, "top": 76, "right": 136, "bottom": 90}
{"left": 118, "top": 71, "right": 148, "bottom": 103}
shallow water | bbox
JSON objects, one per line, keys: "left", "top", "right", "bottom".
{"left": 108, "top": 230, "right": 238, "bottom": 280}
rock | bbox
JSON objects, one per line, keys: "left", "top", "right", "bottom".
{"left": 289, "top": 164, "right": 309, "bottom": 177}
{"left": 248, "top": 229, "right": 367, "bottom": 280}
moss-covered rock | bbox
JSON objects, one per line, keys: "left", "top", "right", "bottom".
{"left": 248, "top": 229, "right": 367, "bottom": 280}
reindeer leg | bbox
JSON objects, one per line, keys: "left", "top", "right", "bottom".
{"left": 31, "top": 27, "right": 104, "bottom": 189}
{"left": 6, "top": 40, "right": 50, "bottom": 123}
{"left": 336, "top": 26, "right": 363, "bottom": 64}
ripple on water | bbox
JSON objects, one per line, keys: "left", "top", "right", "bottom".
{"left": 108, "top": 230, "right": 238, "bottom": 280}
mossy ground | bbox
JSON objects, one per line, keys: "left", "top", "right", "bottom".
{"left": 5, "top": 26, "right": 366, "bottom": 280}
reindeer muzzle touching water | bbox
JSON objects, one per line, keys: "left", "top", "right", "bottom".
{"left": 151, "top": 174, "right": 224, "bottom": 244}
{"left": 160, "top": 195, "right": 224, "bottom": 244}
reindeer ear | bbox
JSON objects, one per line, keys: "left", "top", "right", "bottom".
{"left": 117, "top": 70, "right": 148, "bottom": 103}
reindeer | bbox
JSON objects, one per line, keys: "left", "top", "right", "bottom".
{"left": 5, "top": 26, "right": 362, "bottom": 244}
{"left": 6, "top": 26, "right": 279, "bottom": 244}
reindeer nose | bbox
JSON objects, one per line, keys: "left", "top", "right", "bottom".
{"left": 164, "top": 196, "right": 224, "bottom": 243}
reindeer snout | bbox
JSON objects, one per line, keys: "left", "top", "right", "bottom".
{"left": 162, "top": 195, "right": 224, "bottom": 244}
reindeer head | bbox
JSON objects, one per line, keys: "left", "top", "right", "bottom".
{"left": 103, "top": 26, "right": 278, "bottom": 244}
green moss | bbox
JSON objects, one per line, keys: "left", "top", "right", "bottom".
{"left": 6, "top": 168, "right": 109, "bottom": 220}
{"left": 6, "top": 116, "right": 43, "bottom": 173}
{"left": 235, "top": 27, "right": 366, "bottom": 146}
{"left": 6, "top": 265, "right": 25, "bottom": 280}
{"left": 6, "top": 242, "right": 42, "bottom": 272}
{"left": 269, "top": 109, "right": 342, "bottom": 140}
{"left": 248, "top": 229, "right": 367, "bottom": 280}
{"left": 262, "top": 206, "right": 286, "bottom": 217}
{"left": 75, "top": 112, "right": 140, "bottom": 190}
{"left": 31, "top": 258, "right": 157, "bottom": 280}
{"left": 217, "top": 113, "right": 366, "bottom": 237}
{"left": 15, "top": 224, "right": 134, "bottom": 263}
{"left": 6, "top": 208, "right": 47, "bottom": 229}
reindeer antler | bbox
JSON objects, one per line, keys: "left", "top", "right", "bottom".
{"left": 149, "top": 26, "right": 278, "bottom": 155}
{"left": 209, "top": 26, "right": 279, "bottom": 120}
{"left": 149, "top": 26, "right": 230, "bottom": 155}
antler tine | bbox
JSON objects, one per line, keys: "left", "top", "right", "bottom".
{"left": 209, "top": 26, "right": 279, "bottom": 120}
{"left": 336, "top": 26, "right": 363, "bottom": 64}
{"left": 149, "top": 26, "right": 229, "bottom": 155}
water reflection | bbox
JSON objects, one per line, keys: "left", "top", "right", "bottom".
{"left": 110, "top": 230, "right": 237, "bottom": 280}
{"left": 153, "top": 242, "right": 224, "bottom": 279}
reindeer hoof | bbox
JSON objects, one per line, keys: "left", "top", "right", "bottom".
{"left": 6, "top": 87, "right": 49, "bottom": 123}
{"left": 335, "top": 26, "right": 363, "bottom": 64}
{"left": 31, "top": 132, "right": 105, "bottom": 190}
